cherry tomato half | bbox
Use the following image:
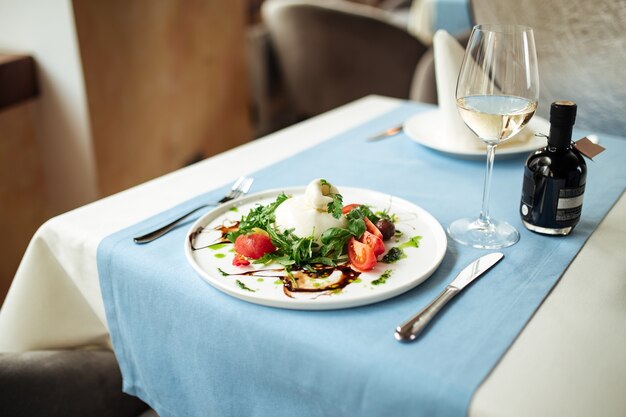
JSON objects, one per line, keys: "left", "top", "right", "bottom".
{"left": 342, "top": 204, "right": 361, "bottom": 215}
{"left": 234, "top": 233, "right": 276, "bottom": 260}
{"left": 361, "top": 230, "right": 385, "bottom": 257}
{"left": 232, "top": 253, "right": 250, "bottom": 267}
{"left": 348, "top": 237, "right": 377, "bottom": 272}
{"left": 364, "top": 216, "right": 383, "bottom": 240}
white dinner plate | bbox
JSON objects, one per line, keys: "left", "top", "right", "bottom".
{"left": 185, "top": 187, "right": 447, "bottom": 310}
{"left": 403, "top": 110, "right": 550, "bottom": 159}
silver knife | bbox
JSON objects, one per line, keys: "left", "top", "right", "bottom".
{"left": 394, "top": 252, "right": 504, "bottom": 342}
{"left": 367, "top": 125, "right": 402, "bottom": 141}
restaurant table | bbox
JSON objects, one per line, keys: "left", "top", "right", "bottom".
{"left": 1, "top": 96, "right": 625, "bottom": 417}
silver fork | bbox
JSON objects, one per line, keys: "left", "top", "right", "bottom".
{"left": 133, "top": 176, "right": 253, "bottom": 244}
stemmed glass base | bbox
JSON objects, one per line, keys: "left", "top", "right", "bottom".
{"left": 448, "top": 217, "right": 519, "bottom": 249}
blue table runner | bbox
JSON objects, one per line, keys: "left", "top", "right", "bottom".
{"left": 98, "top": 102, "right": 626, "bottom": 417}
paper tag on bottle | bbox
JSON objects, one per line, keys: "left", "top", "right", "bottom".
{"left": 573, "top": 137, "right": 606, "bottom": 160}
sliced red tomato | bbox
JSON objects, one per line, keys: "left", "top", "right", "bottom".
{"left": 232, "top": 253, "right": 250, "bottom": 266}
{"left": 342, "top": 204, "right": 360, "bottom": 215}
{"left": 361, "top": 230, "right": 385, "bottom": 257}
{"left": 234, "top": 232, "right": 276, "bottom": 260}
{"left": 364, "top": 216, "right": 383, "bottom": 240}
{"left": 347, "top": 237, "right": 377, "bottom": 272}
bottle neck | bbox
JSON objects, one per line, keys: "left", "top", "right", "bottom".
{"left": 548, "top": 124, "right": 573, "bottom": 149}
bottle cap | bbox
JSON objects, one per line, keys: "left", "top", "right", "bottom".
{"left": 550, "top": 101, "right": 577, "bottom": 127}
{"left": 548, "top": 100, "right": 577, "bottom": 149}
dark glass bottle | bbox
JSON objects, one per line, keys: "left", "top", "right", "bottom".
{"left": 520, "top": 101, "right": 587, "bottom": 235}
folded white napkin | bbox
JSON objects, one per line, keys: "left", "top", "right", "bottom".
{"left": 432, "top": 30, "right": 535, "bottom": 150}
{"left": 433, "top": 30, "right": 483, "bottom": 150}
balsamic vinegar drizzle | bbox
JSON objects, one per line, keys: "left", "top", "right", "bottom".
{"left": 217, "top": 264, "right": 361, "bottom": 298}
{"left": 189, "top": 221, "right": 239, "bottom": 251}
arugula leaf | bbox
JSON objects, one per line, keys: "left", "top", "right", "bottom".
{"left": 252, "top": 253, "right": 295, "bottom": 266}
{"left": 347, "top": 218, "right": 366, "bottom": 237}
{"left": 227, "top": 192, "right": 289, "bottom": 242}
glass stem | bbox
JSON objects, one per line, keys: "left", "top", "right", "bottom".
{"left": 478, "top": 143, "right": 497, "bottom": 226}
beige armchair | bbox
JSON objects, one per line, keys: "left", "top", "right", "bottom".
{"left": 261, "top": 0, "right": 428, "bottom": 119}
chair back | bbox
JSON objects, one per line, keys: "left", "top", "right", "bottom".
{"left": 262, "top": 0, "right": 426, "bottom": 118}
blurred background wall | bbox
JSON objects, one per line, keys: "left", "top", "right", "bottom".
{"left": 0, "top": 0, "right": 252, "bottom": 304}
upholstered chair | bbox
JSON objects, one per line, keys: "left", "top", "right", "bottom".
{"left": 262, "top": 0, "right": 428, "bottom": 119}
{"left": 0, "top": 350, "right": 158, "bottom": 417}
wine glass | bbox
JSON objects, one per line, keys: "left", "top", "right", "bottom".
{"left": 448, "top": 24, "right": 539, "bottom": 249}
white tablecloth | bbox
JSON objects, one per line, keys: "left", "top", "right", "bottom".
{"left": 1, "top": 96, "right": 624, "bottom": 417}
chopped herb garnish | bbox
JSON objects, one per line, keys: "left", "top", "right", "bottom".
{"left": 398, "top": 235, "right": 422, "bottom": 249}
{"left": 372, "top": 269, "right": 393, "bottom": 286}
{"left": 217, "top": 267, "right": 229, "bottom": 276}
{"left": 382, "top": 247, "right": 406, "bottom": 263}
{"left": 236, "top": 280, "right": 255, "bottom": 292}
{"left": 320, "top": 179, "right": 343, "bottom": 219}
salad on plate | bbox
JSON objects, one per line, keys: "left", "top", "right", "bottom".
{"left": 190, "top": 179, "right": 423, "bottom": 299}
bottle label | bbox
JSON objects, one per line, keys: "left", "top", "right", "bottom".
{"left": 520, "top": 167, "right": 585, "bottom": 229}
{"left": 556, "top": 185, "right": 585, "bottom": 221}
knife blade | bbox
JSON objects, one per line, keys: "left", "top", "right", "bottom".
{"left": 394, "top": 252, "right": 504, "bottom": 342}
{"left": 366, "top": 125, "right": 402, "bottom": 141}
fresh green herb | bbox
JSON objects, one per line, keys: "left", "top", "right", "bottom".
{"left": 352, "top": 205, "right": 380, "bottom": 223}
{"left": 398, "top": 235, "right": 422, "bottom": 249}
{"left": 375, "top": 209, "right": 398, "bottom": 223}
{"left": 320, "top": 179, "right": 343, "bottom": 219}
{"left": 217, "top": 267, "right": 229, "bottom": 277}
{"left": 382, "top": 247, "right": 406, "bottom": 263}
{"left": 318, "top": 206, "right": 376, "bottom": 260}
{"left": 372, "top": 269, "right": 393, "bottom": 286}
{"left": 227, "top": 192, "right": 290, "bottom": 242}
{"left": 236, "top": 280, "right": 255, "bottom": 292}
{"left": 208, "top": 243, "right": 230, "bottom": 251}
{"left": 253, "top": 253, "right": 295, "bottom": 266}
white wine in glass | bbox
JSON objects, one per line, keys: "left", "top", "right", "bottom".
{"left": 448, "top": 25, "right": 539, "bottom": 249}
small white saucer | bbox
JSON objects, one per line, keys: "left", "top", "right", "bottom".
{"left": 403, "top": 110, "right": 550, "bottom": 159}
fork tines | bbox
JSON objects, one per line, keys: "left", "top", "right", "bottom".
{"left": 218, "top": 176, "right": 253, "bottom": 203}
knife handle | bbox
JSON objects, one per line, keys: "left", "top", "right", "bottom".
{"left": 395, "top": 286, "right": 460, "bottom": 342}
